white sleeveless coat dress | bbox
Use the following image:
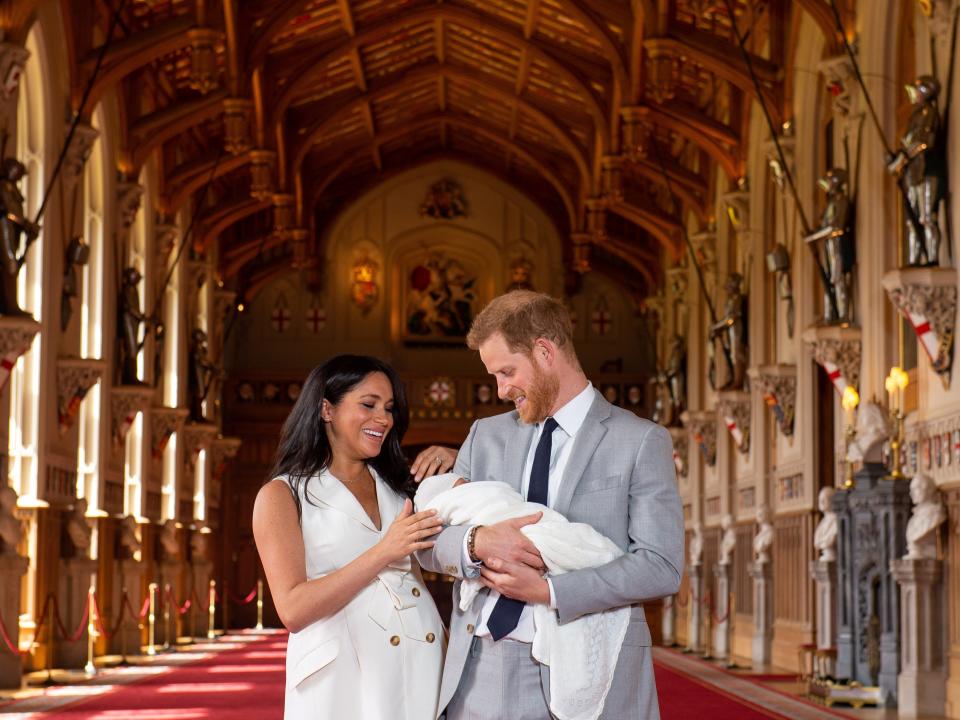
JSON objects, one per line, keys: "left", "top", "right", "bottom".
{"left": 279, "top": 468, "right": 444, "bottom": 719}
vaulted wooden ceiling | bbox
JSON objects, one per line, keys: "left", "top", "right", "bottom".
{"left": 54, "top": 0, "right": 847, "bottom": 302}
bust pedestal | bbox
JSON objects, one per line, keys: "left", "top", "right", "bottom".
{"left": 890, "top": 557, "right": 945, "bottom": 717}
{"left": 112, "top": 558, "right": 144, "bottom": 655}
{"left": 749, "top": 560, "right": 773, "bottom": 666}
{"left": 56, "top": 556, "right": 97, "bottom": 668}
{"left": 685, "top": 563, "right": 703, "bottom": 653}
{"left": 661, "top": 595, "right": 676, "bottom": 646}
{"left": 190, "top": 559, "right": 214, "bottom": 639}
{"left": 0, "top": 553, "right": 28, "bottom": 687}
{"left": 158, "top": 559, "right": 184, "bottom": 646}
{"left": 810, "top": 559, "right": 837, "bottom": 679}
{"left": 712, "top": 562, "right": 731, "bottom": 662}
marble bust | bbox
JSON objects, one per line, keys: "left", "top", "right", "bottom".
{"left": 753, "top": 505, "right": 774, "bottom": 563}
{"left": 846, "top": 402, "right": 889, "bottom": 463}
{"left": 118, "top": 514, "right": 141, "bottom": 558}
{"left": 0, "top": 485, "right": 22, "bottom": 555}
{"left": 64, "top": 498, "right": 92, "bottom": 557}
{"left": 190, "top": 528, "right": 209, "bottom": 562}
{"left": 688, "top": 521, "right": 703, "bottom": 567}
{"left": 813, "top": 487, "right": 838, "bottom": 562}
{"left": 718, "top": 514, "right": 736, "bottom": 566}
{"left": 159, "top": 518, "right": 180, "bottom": 561}
{"left": 905, "top": 475, "right": 946, "bottom": 559}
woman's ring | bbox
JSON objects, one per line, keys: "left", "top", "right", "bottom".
{"left": 434, "top": 456, "right": 442, "bottom": 465}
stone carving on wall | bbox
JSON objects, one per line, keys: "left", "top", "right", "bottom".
{"left": 0, "top": 315, "right": 40, "bottom": 392}
{"left": 0, "top": 42, "right": 29, "bottom": 117}
{"left": 689, "top": 520, "right": 703, "bottom": 567}
{"left": 620, "top": 106, "right": 652, "bottom": 160}
{"left": 818, "top": 54, "right": 860, "bottom": 131}
{"left": 222, "top": 97, "right": 253, "bottom": 155}
{"left": 57, "top": 357, "right": 104, "bottom": 434}
{"left": 187, "top": 28, "right": 221, "bottom": 94}
{"left": 802, "top": 325, "right": 861, "bottom": 395}
{"left": 506, "top": 255, "right": 534, "bottom": 291}
{"left": 718, "top": 514, "right": 736, "bottom": 565}
{"left": 154, "top": 223, "right": 179, "bottom": 264}
{"left": 601, "top": 155, "right": 623, "bottom": 202}
{"left": 61, "top": 121, "right": 100, "bottom": 190}
{"left": 190, "top": 527, "right": 210, "bottom": 562}
{"left": 750, "top": 364, "right": 796, "bottom": 438}
{"left": 210, "top": 436, "right": 242, "bottom": 482}
{"left": 0, "top": 485, "right": 22, "bottom": 555}
{"left": 159, "top": 518, "right": 180, "bottom": 562}
{"left": 115, "top": 182, "right": 143, "bottom": 245}
{"left": 905, "top": 475, "right": 947, "bottom": 559}
{"left": 717, "top": 391, "right": 750, "bottom": 454}
{"left": 181, "top": 422, "right": 218, "bottom": 469}
{"left": 753, "top": 505, "right": 774, "bottom": 563}
{"left": 150, "top": 406, "right": 189, "bottom": 459}
{"left": 814, "top": 487, "right": 839, "bottom": 561}
{"left": 682, "top": 410, "right": 717, "bottom": 467}
{"left": 670, "top": 427, "right": 688, "bottom": 478}
{"left": 118, "top": 267, "right": 151, "bottom": 386}
{"left": 110, "top": 385, "right": 154, "bottom": 445}
{"left": 881, "top": 268, "right": 956, "bottom": 387}
{"left": 188, "top": 329, "right": 217, "bottom": 422}
{"left": 249, "top": 149, "right": 276, "bottom": 201}
{"left": 887, "top": 75, "right": 946, "bottom": 268}
{"left": 60, "top": 236, "right": 90, "bottom": 331}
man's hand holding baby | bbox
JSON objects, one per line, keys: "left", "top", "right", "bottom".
{"left": 474, "top": 514, "right": 549, "bottom": 603}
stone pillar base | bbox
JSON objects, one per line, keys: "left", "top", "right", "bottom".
{"left": 685, "top": 564, "right": 703, "bottom": 653}
{"left": 0, "top": 554, "right": 28, "bottom": 687}
{"left": 749, "top": 560, "right": 773, "bottom": 666}
{"left": 713, "top": 563, "right": 731, "bottom": 662}
{"left": 56, "top": 557, "right": 97, "bottom": 669}
{"left": 111, "top": 559, "right": 144, "bottom": 656}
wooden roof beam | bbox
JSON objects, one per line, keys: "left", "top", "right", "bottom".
{"left": 337, "top": 0, "right": 356, "bottom": 37}
{"left": 196, "top": 197, "right": 271, "bottom": 250}
{"left": 361, "top": 100, "right": 381, "bottom": 171}
{"left": 350, "top": 48, "right": 367, "bottom": 92}
{"left": 434, "top": 17, "right": 445, "bottom": 64}
{"left": 523, "top": 0, "right": 540, "bottom": 38}
{"left": 607, "top": 199, "right": 682, "bottom": 259}
{"left": 162, "top": 151, "right": 254, "bottom": 213}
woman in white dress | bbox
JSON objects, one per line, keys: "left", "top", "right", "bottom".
{"left": 253, "top": 355, "right": 445, "bottom": 719}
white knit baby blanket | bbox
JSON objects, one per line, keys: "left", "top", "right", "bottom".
{"left": 415, "top": 473, "right": 630, "bottom": 720}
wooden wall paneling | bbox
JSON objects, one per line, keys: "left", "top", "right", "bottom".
{"left": 945, "top": 487, "right": 960, "bottom": 719}
{"left": 772, "top": 511, "right": 815, "bottom": 671}
{"left": 732, "top": 522, "right": 755, "bottom": 661}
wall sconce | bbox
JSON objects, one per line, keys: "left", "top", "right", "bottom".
{"left": 885, "top": 366, "right": 909, "bottom": 479}
{"left": 765, "top": 243, "right": 794, "bottom": 338}
{"left": 841, "top": 385, "right": 859, "bottom": 488}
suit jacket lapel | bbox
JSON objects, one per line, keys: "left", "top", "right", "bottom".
{"left": 502, "top": 415, "right": 535, "bottom": 493}
{"left": 554, "top": 392, "right": 611, "bottom": 515}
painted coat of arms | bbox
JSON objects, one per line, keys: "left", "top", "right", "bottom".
{"left": 419, "top": 179, "right": 468, "bottom": 219}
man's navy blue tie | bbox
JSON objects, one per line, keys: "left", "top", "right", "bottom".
{"left": 486, "top": 416, "right": 558, "bottom": 641}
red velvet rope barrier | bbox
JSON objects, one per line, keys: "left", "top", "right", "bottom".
{"left": 0, "top": 594, "right": 54, "bottom": 654}
{"left": 226, "top": 585, "right": 258, "bottom": 605}
{"left": 190, "top": 586, "right": 214, "bottom": 614}
{"left": 53, "top": 595, "right": 90, "bottom": 642}
{"left": 165, "top": 587, "right": 192, "bottom": 615}
{"left": 124, "top": 593, "right": 150, "bottom": 622}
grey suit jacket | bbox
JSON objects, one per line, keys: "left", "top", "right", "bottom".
{"left": 418, "top": 388, "right": 684, "bottom": 717}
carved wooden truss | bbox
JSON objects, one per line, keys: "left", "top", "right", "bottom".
{"left": 54, "top": 0, "right": 807, "bottom": 297}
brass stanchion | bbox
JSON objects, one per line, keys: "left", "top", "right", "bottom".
{"left": 256, "top": 579, "right": 264, "bottom": 631}
{"left": 117, "top": 589, "right": 130, "bottom": 666}
{"left": 162, "top": 583, "right": 172, "bottom": 651}
{"left": 222, "top": 582, "right": 230, "bottom": 634}
{"left": 207, "top": 580, "right": 216, "bottom": 640}
{"left": 84, "top": 586, "right": 97, "bottom": 676}
{"left": 146, "top": 583, "right": 158, "bottom": 656}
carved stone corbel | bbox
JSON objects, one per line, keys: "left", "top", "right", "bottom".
{"left": 689, "top": 227, "right": 717, "bottom": 297}
{"left": 601, "top": 156, "right": 623, "bottom": 203}
{"left": 749, "top": 364, "right": 797, "bottom": 438}
{"left": 721, "top": 187, "right": 750, "bottom": 233}
{"left": 0, "top": 42, "right": 29, "bottom": 118}
{"left": 181, "top": 422, "right": 218, "bottom": 469}
{"left": 57, "top": 357, "right": 105, "bottom": 434}
{"left": 882, "top": 267, "right": 957, "bottom": 387}
{"left": 111, "top": 385, "right": 154, "bottom": 445}
{"left": 272, "top": 193, "right": 295, "bottom": 237}
{"left": 150, "top": 406, "right": 188, "bottom": 459}
{"left": 620, "top": 106, "right": 652, "bottom": 161}
{"left": 571, "top": 232, "right": 591, "bottom": 274}
{"left": 187, "top": 28, "right": 222, "bottom": 95}
{"left": 642, "top": 38, "right": 678, "bottom": 103}
{"left": 666, "top": 263, "right": 688, "bottom": 300}
{"left": 681, "top": 410, "right": 717, "bottom": 467}
{"left": 222, "top": 98, "right": 253, "bottom": 155}
{"left": 818, "top": 54, "right": 861, "bottom": 129}
{"left": 210, "top": 436, "right": 242, "bottom": 482}
{"left": 249, "top": 149, "right": 276, "bottom": 201}
{"left": 61, "top": 122, "right": 100, "bottom": 191}
{"left": 717, "top": 390, "right": 751, "bottom": 454}
{"left": 154, "top": 222, "right": 179, "bottom": 264}
{"left": 586, "top": 198, "right": 606, "bottom": 242}
{"left": 802, "top": 324, "right": 862, "bottom": 395}
{"left": 0, "top": 316, "right": 40, "bottom": 392}
{"left": 762, "top": 130, "right": 795, "bottom": 194}
{"left": 116, "top": 182, "right": 144, "bottom": 245}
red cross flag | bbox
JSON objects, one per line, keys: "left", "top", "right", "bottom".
{"left": 271, "top": 303, "right": 291, "bottom": 333}
{"left": 0, "top": 351, "right": 20, "bottom": 392}
{"left": 820, "top": 359, "right": 848, "bottom": 396}
{"left": 722, "top": 411, "right": 745, "bottom": 449}
{"left": 306, "top": 306, "right": 327, "bottom": 333}
{"left": 591, "top": 309, "right": 612, "bottom": 336}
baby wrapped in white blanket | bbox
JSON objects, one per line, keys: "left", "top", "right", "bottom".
{"left": 415, "top": 473, "right": 630, "bottom": 720}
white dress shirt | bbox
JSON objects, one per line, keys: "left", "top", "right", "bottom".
{"left": 465, "top": 382, "right": 595, "bottom": 642}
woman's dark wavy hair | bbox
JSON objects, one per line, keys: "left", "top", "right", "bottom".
{"left": 270, "top": 354, "right": 413, "bottom": 519}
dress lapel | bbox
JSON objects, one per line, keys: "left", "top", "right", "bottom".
{"left": 553, "top": 391, "right": 611, "bottom": 515}
{"left": 305, "top": 470, "right": 380, "bottom": 532}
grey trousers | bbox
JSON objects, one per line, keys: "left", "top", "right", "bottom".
{"left": 445, "top": 637, "right": 551, "bottom": 720}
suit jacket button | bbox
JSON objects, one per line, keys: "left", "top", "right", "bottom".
{"left": 412, "top": 587, "right": 421, "bottom": 597}
{"left": 466, "top": 624, "right": 474, "bottom": 634}
{"left": 390, "top": 635, "right": 400, "bottom": 646}
{"left": 426, "top": 632, "right": 435, "bottom": 643}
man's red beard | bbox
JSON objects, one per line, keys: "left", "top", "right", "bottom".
{"left": 512, "top": 360, "right": 560, "bottom": 424}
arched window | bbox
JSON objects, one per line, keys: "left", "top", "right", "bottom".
{"left": 10, "top": 27, "right": 46, "bottom": 501}
{"left": 77, "top": 105, "right": 106, "bottom": 507}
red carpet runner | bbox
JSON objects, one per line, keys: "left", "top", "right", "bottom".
{"left": 34, "top": 635, "right": 844, "bottom": 719}
{"left": 44, "top": 633, "right": 285, "bottom": 720}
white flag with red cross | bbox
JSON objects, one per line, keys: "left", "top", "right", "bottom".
{"left": 305, "top": 304, "right": 327, "bottom": 334}
{"left": 0, "top": 351, "right": 21, "bottom": 392}
{"left": 902, "top": 308, "right": 942, "bottom": 369}
{"left": 271, "top": 295, "right": 292, "bottom": 333}
{"left": 722, "top": 411, "right": 745, "bottom": 449}
{"left": 820, "top": 359, "right": 848, "bottom": 395}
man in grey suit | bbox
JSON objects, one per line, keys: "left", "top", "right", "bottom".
{"left": 415, "top": 290, "right": 684, "bottom": 720}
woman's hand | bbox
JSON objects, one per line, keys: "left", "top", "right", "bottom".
{"left": 376, "top": 500, "right": 443, "bottom": 565}
{"left": 410, "top": 446, "right": 458, "bottom": 482}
